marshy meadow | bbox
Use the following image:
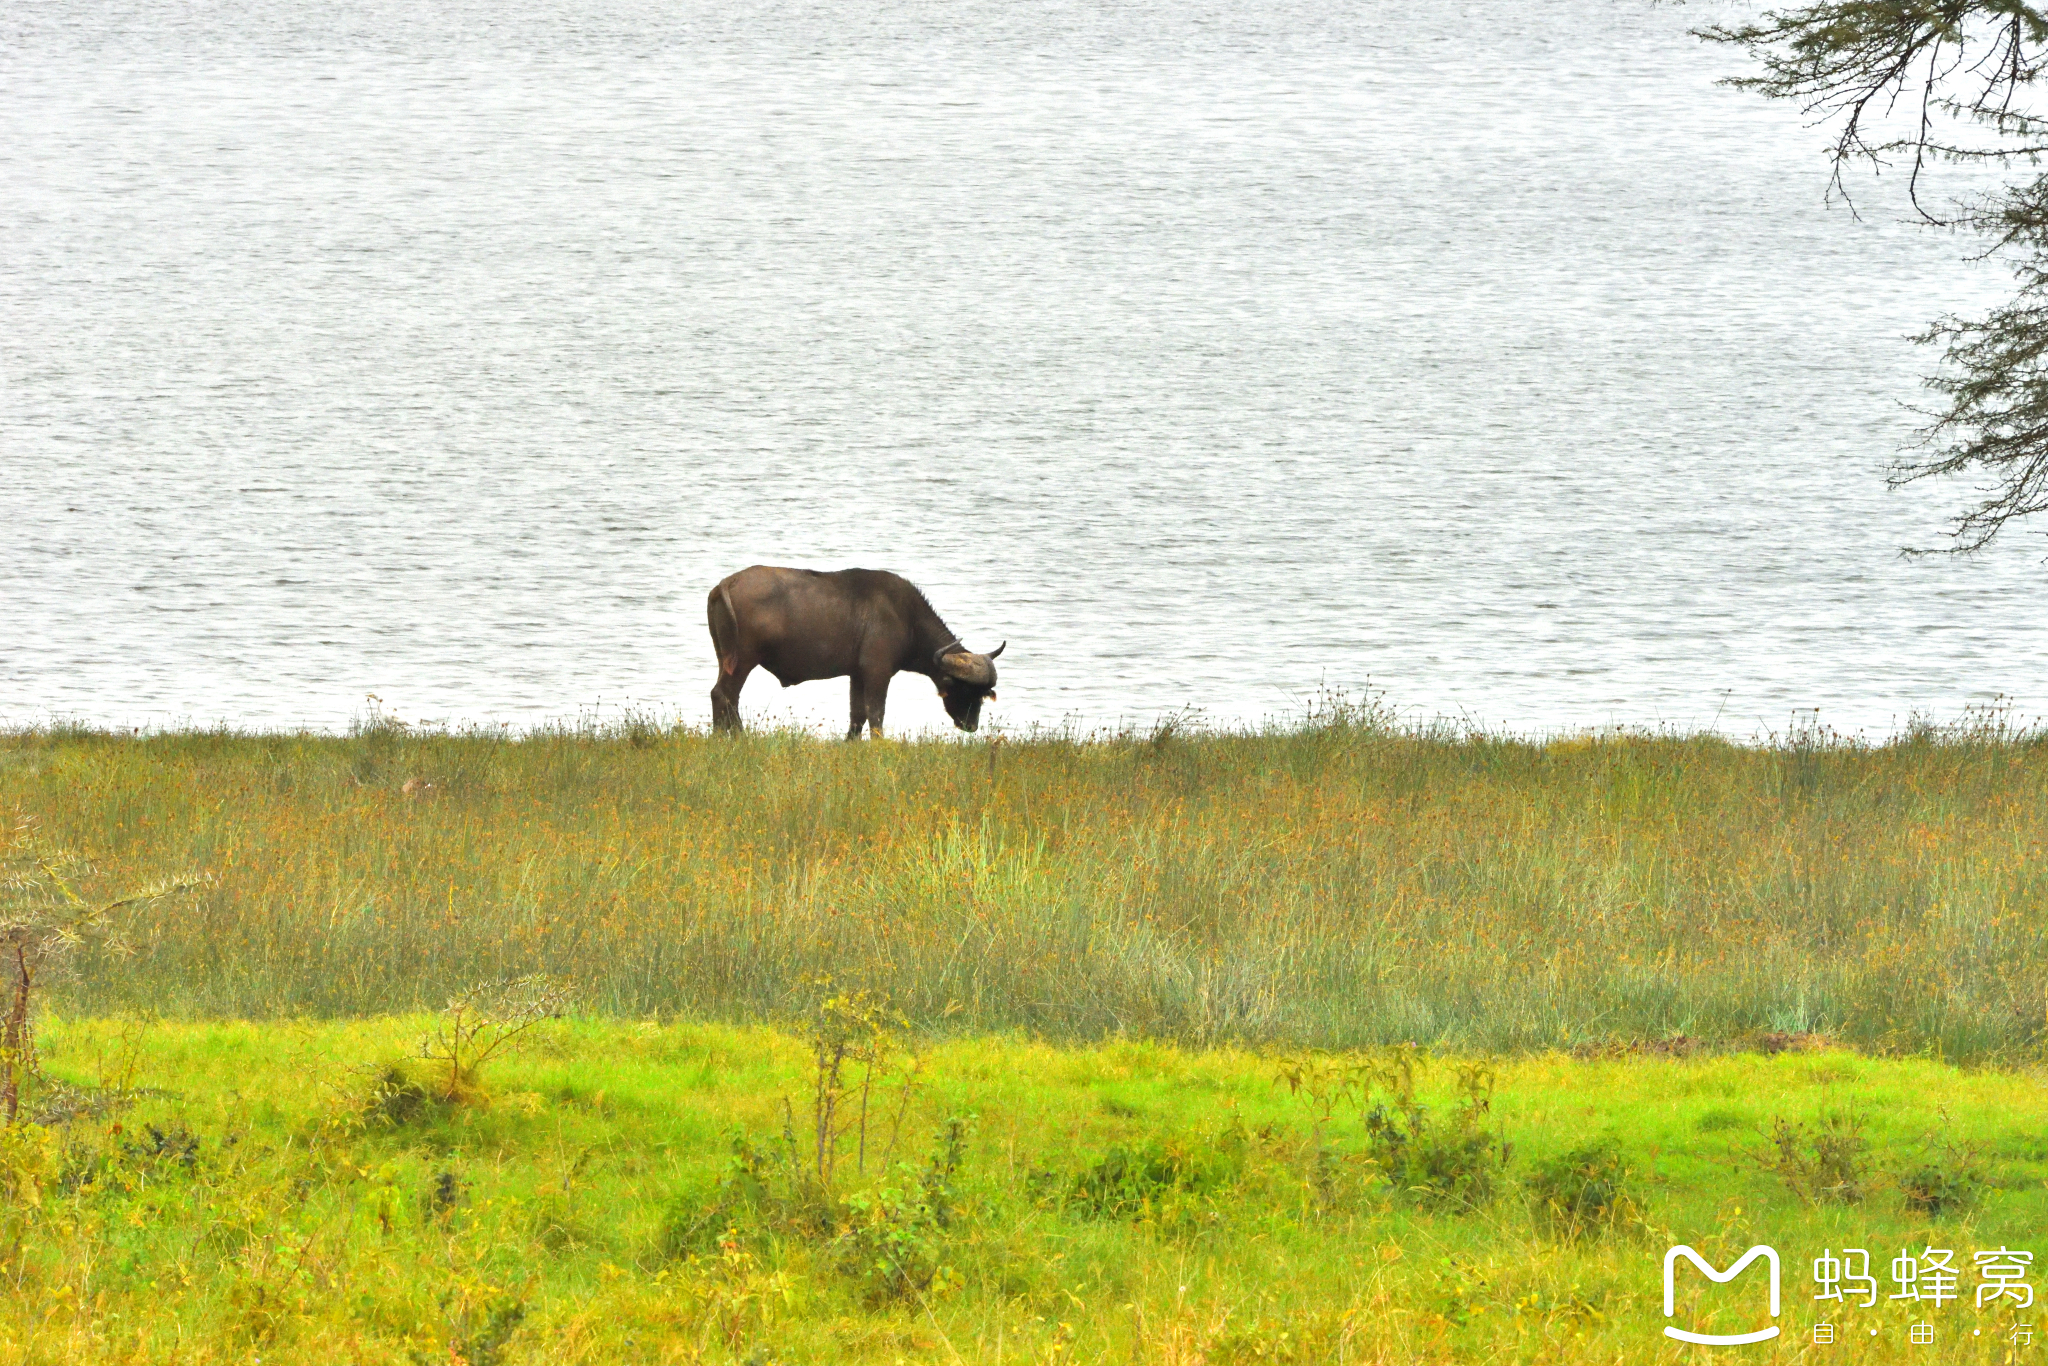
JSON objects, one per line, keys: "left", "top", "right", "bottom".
{"left": 5, "top": 708, "right": 2048, "bottom": 1363}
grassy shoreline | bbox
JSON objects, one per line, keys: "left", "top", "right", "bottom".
{"left": 9, "top": 1018, "right": 2048, "bottom": 1365}
{"left": 3, "top": 719, "right": 2045, "bottom": 1058}
{"left": 8, "top": 721, "right": 2048, "bottom": 1361}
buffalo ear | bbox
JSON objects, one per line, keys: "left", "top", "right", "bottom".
{"left": 988, "top": 692, "right": 997, "bottom": 701}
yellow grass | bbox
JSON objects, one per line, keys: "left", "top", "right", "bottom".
{"left": 6, "top": 709, "right": 2044, "bottom": 1059}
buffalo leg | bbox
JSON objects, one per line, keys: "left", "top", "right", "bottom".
{"left": 847, "top": 672, "right": 891, "bottom": 740}
{"left": 712, "top": 662, "right": 752, "bottom": 734}
{"left": 867, "top": 673, "right": 890, "bottom": 737}
{"left": 846, "top": 675, "right": 868, "bottom": 740}
{"left": 859, "top": 671, "right": 891, "bottom": 739}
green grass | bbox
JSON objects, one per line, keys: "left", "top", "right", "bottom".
{"left": 5, "top": 714, "right": 2047, "bottom": 1058}
{"left": 9, "top": 717, "right": 2048, "bottom": 1361}
{"left": 7, "top": 1018, "right": 2046, "bottom": 1364}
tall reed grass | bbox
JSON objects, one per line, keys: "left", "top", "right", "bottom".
{"left": 9, "top": 703, "right": 2045, "bottom": 1059}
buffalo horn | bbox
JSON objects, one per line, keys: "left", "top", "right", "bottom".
{"left": 938, "top": 649, "right": 996, "bottom": 687}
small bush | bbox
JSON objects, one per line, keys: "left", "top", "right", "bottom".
{"left": 1274, "top": 1048, "right": 1410, "bottom": 1215}
{"left": 1896, "top": 1126, "right": 1987, "bottom": 1218}
{"left": 342, "top": 980, "right": 571, "bottom": 1128}
{"left": 119, "top": 1121, "right": 200, "bottom": 1173}
{"left": 0, "top": 1120, "right": 59, "bottom": 1210}
{"left": 656, "top": 1129, "right": 833, "bottom": 1260}
{"left": 1361, "top": 1065, "right": 1508, "bottom": 1210}
{"left": 54, "top": 1119, "right": 211, "bottom": 1197}
{"left": 426, "top": 1170, "right": 462, "bottom": 1218}
{"left": 679, "top": 1228, "right": 796, "bottom": 1355}
{"left": 409, "top": 1297, "right": 526, "bottom": 1366}
{"left": 837, "top": 1116, "right": 971, "bottom": 1303}
{"left": 665, "top": 976, "right": 922, "bottom": 1263}
{"left": 1760, "top": 1111, "right": 1867, "bottom": 1205}
{"left": 1525, "top": 1141, "right": 1640, "bottom": 1240}
{"left": 1063, "top": 1135, "right": 1233, "bottom": 1219}
{"left": 659, "top": 1117, "right": 974, "bottom": 1305}
{"left": 1897, "top": 1161, "right": 1983, "bottom": 1218}
{"left": 418, "top": 975, "right": 572, "bottom": 1104}
{"left": 1364, "top": 1104, "right": 1505, "bottom": 1210}
{"left": 358, "top": 1060, "right": 436, "bottom": 1128}
{"left": 457, "top": 1302, "right": 526, "bottom": 1366}
{"left": 0, "top": 819, "right": 198, "bottom": 1124}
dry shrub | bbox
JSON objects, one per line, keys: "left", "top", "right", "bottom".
{"left": 1894, "top": 1115, "right": 1987, "bottom": 1218}
{"left": 0, "top": 816, "right": 196, "bottom": 1124}
{"left": 1759, "top": 1110, "right": 1868, "bottom": 1205}
{"left": 339, "top": 976, "right": 572, "bottom": 1128}
{"left": 419, "top": 974, "right": 574, "bottom": 1105}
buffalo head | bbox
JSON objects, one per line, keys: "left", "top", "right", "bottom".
{"left": 935, "top": 641, "right": 1005, "bottom": 733}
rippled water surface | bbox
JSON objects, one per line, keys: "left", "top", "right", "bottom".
{"left": 5, "top": 0, "right": 2042, "bottom": 738}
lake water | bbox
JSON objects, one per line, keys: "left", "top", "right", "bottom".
{"left": 4, "top": 0, "right": 2041, "bottom": 740}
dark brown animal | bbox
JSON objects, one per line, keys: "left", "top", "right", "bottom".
{"left": 707, "top": 566, "right": 1005, "bottom": 738}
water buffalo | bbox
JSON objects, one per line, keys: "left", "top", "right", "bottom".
{"left": 707, "top": 566, "right": 1005, "bottom": 738}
